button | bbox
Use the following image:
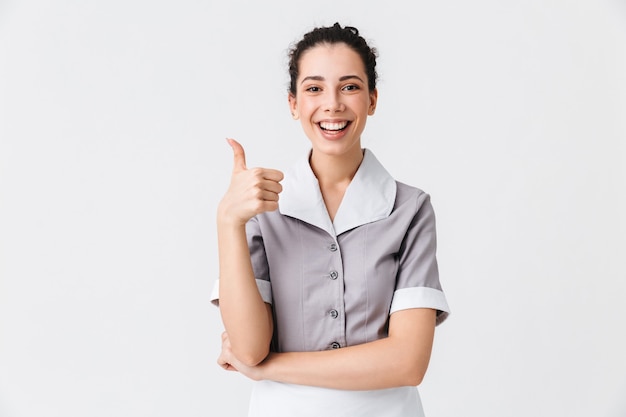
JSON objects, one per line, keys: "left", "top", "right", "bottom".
{"left": 330, "top": 342, "right": 341, "bottom": 349}
{"left": 329, "top": 243, "right": 338, "bottom": 252}
{"left": 329, "top": 271, "right": 338, "bottom": 280}
{"left": 329, "top": 309, "right": 338, "bottom": 319}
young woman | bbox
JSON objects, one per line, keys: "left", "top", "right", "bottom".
{"left": 212, "top": 23, "right": 450, "bottom": 417}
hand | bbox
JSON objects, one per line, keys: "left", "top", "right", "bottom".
{"left": 217, "top": 331, "right": 265, "bottom": 381}
{"left": 217, "top": 331, "right": 239, "bottom": 372}
{"left": 217, "top": 139, "right": 284, "bottom": 226}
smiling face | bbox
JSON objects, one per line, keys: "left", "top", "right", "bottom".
{"left": 288, "top": 42, "right": 377, "bottom": 159}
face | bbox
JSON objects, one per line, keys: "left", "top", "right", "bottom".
{"left": 288, "top": 43, "right": 377, "bottom": 159}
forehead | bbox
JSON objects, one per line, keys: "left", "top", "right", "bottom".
{"left": 298, "top": 43, "right": 366, "bottom": 79}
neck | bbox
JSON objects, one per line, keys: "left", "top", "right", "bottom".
{"left": 309, "top": 147, "right": 364, "bottom": 186}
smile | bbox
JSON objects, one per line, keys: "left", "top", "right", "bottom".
{"left": 319, "top": 121, "right": 350, "bottom": 131}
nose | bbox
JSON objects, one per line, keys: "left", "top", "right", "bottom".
{"left": 324, "top": 91, "right": 344, "bottom": 113}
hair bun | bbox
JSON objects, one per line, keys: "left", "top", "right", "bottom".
{"left": 333, "top": 22, "right": 359, "bottom": 36}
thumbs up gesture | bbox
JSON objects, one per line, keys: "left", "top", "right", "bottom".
{"left": 217, "top": 138, "right": 284, "bottom": 226}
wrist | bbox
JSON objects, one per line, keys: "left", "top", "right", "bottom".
{"left": 217, "top": 204, "right": 248, "bottom": 228}
{"left": 256, "top": 352, "right": 278, "bottom": 382}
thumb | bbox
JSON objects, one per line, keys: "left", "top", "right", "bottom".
{"left": 226, "top": 138, "right": 247, "bottom": 172}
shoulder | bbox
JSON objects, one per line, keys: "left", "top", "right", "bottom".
{"left": 394, "top": 181, "right": 432, "bottom": 210}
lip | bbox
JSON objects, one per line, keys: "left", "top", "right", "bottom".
{"left": 316, "top": 120, "right": 351, "bottom": 141}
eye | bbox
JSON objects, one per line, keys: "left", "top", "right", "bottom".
{"left": 305, "top": 86, "right": 321, "bottom": 93}
{"left": 342, "top": 84, "right": 360, "bottom": 92}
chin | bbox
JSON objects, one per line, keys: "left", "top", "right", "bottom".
{"left": 311, "top": 139, "right": 361, "bottom": 157}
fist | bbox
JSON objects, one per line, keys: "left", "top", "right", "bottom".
{"left": 217, "top": 138, "right": 284, "bottom": 225}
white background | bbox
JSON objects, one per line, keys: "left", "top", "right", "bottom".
{"left": 1, "top": 1, "right": 625, "bottom": 416}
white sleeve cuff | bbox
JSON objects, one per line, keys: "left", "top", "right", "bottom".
{"left": 390, "top": 287, "right": 450, "bottom": 325}
{"left": 210, "top": 280, "right": 220, "bottom": 306}
{"left": 210, "top": 279, "right": 273, "bottom": 307}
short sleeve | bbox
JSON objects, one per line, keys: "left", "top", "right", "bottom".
{"left": 210, "top": 216, "right": 273, "bottom": 307}
{"left": 390, "top": 193, "right": 450, "bottom": 325}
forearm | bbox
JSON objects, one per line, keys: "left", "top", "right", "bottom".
{"left": 263, "top": 340, "right": 420, "bottom": 390}
{"left": 217, "top": 221, "right": 273, "bottom": 365}
{"left": 258, "top": 309, "right": 436, "bottom": 390}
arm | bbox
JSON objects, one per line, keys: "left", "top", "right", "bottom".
{"left": 219, "top": 308, "right": 437, "bottom": 389}
{"left": 217, "top": 139, "right": 283, "bottom": 366}
{"left": 217, "top": 221, "right": 273, "bottom": 366}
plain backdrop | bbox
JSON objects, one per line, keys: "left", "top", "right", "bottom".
{"left": 1, "top": 1, "right": 625, "bottom": 416}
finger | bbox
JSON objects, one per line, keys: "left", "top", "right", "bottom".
{"left": 224, "top": 363, "right": 238, "bottom": 372}
{"left": 258, "top": 200, "right": 279, "bottom": 213}
{"left": 248, "top": 167, "right": 284, "bottom": 183}
{"left": 260, "top": 179, "right": 283, "bottom": 195}
{"left": 262, "top": 169, "right": 284, "bottom": 182}
{"left": 217, "top": 357, "right": 235, "bottom": 371}
{"left": 258, "top": 190, "right": 280, "bottom": 202}
{"left": 227, "top": 138, "right": 247, "bottom": 173}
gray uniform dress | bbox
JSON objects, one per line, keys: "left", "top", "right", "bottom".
{"left": 212, "top": 149, "right": 450, "bottom": 417}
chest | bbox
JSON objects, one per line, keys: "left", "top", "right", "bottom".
{"left": 258, "top": 212, "right": 411, "bottom": 351}
{"left": 319, "top": 184, "right": 348, "bottom": 222}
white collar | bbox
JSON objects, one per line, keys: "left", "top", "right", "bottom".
{"left": 278, "top": 149, "right": 397, "bottom": 237}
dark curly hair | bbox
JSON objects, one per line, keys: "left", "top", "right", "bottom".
{"left": 287, "top": 22, "right": 378, "bottom": 95}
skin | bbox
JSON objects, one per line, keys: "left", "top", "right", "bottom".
{"left": 217, "top": 42, "right": 437, "bottom": 389}
{"left": 216, "top": 139, "right": 281, "bottom": 366}
{"left": 288, "top": 43, "right": 378, "bottom": 220}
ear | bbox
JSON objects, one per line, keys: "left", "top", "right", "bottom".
{"left": 288, "top": 93, "right": 299, "bottom": 119}
{"left": 368, "top": 89, "right": 378, "bottom": 115}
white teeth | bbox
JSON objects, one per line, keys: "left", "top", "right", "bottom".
{"left": 320, "top": 121, "right": 348, "bottom": 131}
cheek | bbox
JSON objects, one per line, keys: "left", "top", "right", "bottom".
{"left": 298, "top": 101, "right": 317, "bottom": 117}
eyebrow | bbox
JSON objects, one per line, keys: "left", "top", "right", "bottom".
{"left": 300, "top": 75, "right": 365, "bottom": 85}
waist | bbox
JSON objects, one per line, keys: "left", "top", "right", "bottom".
{"left": 248, "top": 381, "right": 424, "bottom": 417}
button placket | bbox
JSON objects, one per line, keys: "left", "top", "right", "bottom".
{"left": 326, "top": 239, "right": 345, "bottom": 350}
